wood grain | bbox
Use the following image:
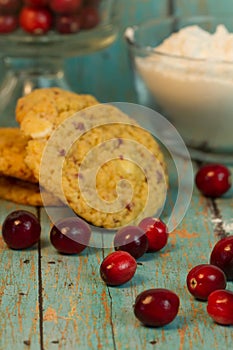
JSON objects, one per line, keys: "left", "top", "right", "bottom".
{"left": 0, "top": 2, "right": 233, "bottom": 349}
{"left": 0, "top": 162, "right": 232, "bottom": 349}
{"left": 0, "top": 202, "right": 40, "bottom": 350}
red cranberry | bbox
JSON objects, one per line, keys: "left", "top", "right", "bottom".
{"left": 186, "top": 264, "right": 226, "bottom": 300}
{"left": 134, "top": 288, "right": 180, "bottom": 327}
{"left": 2, "top": 210, "right": 41, "bottom": 249}
{"left": 50, "top": 0, "right": 83, "bottom": 14}
{"left": 0, "top": 14, "right": 17, "bottom": 32}
{"left": 207, "top": 289, "right": 233, "bottom": 325}
{"left": 84, "top": 0, "right": 100, "bottom": 6}
{"left": 0, "top": 0, "right": 21, "bottom": 14}
{"left": 210, "top": 235, "right": 233, "bottom": 281}
{"left": 80, "top": 6, "right": 99, "bottom": 29}
{"left": 50, "top": 217, "right": 91, "bottom": 254}
{"left": 55, "top": 14, "right": 81, "bottom": 34}
{"left": 19, "top": 6, "right": 52, "bottom": 34}
{"left": 114, "top": 225, "right": 148, "bottom": 259}
{"left": 100, "top": 251, "right": 137, "bottom": 286}
{"left": 23, "top": 0, "right": 49, "bottom": 6}
{"left": 138, "top": 217, "right": 168, "bottom": 252}
{"left": 195, "top": 164, "right": 231, "bottom": 198}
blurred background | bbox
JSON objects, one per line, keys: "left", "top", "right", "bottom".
{"left": 1, "top": 0, "right": 233, "bottom": 104}
{"left": 57, "top": 0, "right": 233, "bottom": 103}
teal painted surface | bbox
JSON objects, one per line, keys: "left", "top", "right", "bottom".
{"left": 2, "top": 0, "right": 233, "bottom": 104}
{"left": 3, "top": 0, "right": 233, "bottom": 104}
{"left": 39, "top": 209, "right": 115, "bottom": 349}
{"left": 64, "top": 0, "right": 233, "bottom": 103}
{"left": 1, "top": 1, "right": 233, "bottom": 349}
{"left": 64, "top": 0, "right": 169, "bottom": 103}
{"left": 0, "top": 161, "right": 233, "bottom": 349}
{"left": 0, "top": 203, "right": 40, "bottom": 350}
{"left": 175, "top": 0, "right": 233, "bottom": 16}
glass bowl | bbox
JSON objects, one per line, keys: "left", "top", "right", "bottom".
{"left": 125, "top": 16, "right": 233, "bottom": 164}
{"left": 0, "top": 0, "right": 118, "bottom": 126}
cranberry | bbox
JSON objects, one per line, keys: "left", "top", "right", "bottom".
{"left": 50, "top": 217, "right": 91, "bottom": 254}
{"left": 2, "top": 210, "right": 41, "bottom": 249}
{"left": 113, "top": 225, "right": 148, "bottom": 259}
{"left": 186, "top": 264, "right": 226, "bottom": 300}
{"left": 19, "top": 6, "right": 52, "bottom": 34}
{"left": 100, "top": 251, "right": 137, "bottom": 286}
{"left": 134, "top": 288, "right": 180, "bottom": 327}
{"left": 80, "top": 5, "right": 99, "bottom": 29}
{"left": 207, "top": 289, "right": 233, "bottom": 325}
{"left": 55, "top": 14, "right": 81, "bottom": 34}
{"left": 138, "top": 217, "right": 168, "bottom": 252}
{"left": 210, "top": 235, "right": 233, "bottom": 280}
{"left": 0, "top": 14, "right": 17, "bottom": 32}
{"left": 0, "top": 0, "right": 21, "bottom": 14}
{"left": 23, "top": 0, "right": 49, "bottom": 6}
{"left": 84, "top": 0, "right": 100, "bottom": 6}
{"left": 50, "top": 0, "right": 83, "bottom": 14}
{"left": 195, "top": 164, "right": 231, "bottom": 198}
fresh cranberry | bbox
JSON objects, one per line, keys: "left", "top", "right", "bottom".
{"left": 186, "top": 264, "right": 226, "bottom": 300}
{"left": 207, "top": 289, "right": 233, "bottom": 325}
{"left": 0, "top": 0, "right": 21, "bottom": 14}
{"left": 113, "top": 225, "right": 148, "bottom": 259}
{"left": 0, "top": 14, "right": 17, "bottom": 32}
{"left": 210, "top": 235, "right": 233, "bottom": 280}
{"left": 138, "top": 217, "right": 168, "bottom": 252}
{"left": 50, "top": 0, "right": 83, "bottom": 14}
{"left": 55, "top": 14, "right": 81, "bottom": 33}
{"left": 195, "top": 164, "right": 231, "bottom": 198}
{"left": 50, "top": 217, "right": 91, "bottom": 254}
{"left": 19, "top": 6, "right": 52, "bottom": 34}
{"left": 23, "top": 0, "right": 49, "bottom": 6}
{"left": 84, "top": 0, "right": 100, "bottom": 6}
{"left": 134, "top": 288, "right": 180, "bottom": 327}
{"left": 80, "top": 6, "right": 99, "bottom": 29}
{"left": 2, "top": 210, "right": 41, "bottom": 249}
{"left": 100, "top": 251, "right": 137, "bottom": 286}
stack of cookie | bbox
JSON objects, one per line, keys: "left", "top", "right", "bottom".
{"left": 0, "top": 88, "right": 98, "bottom": 207}
{"left": 0, "top": 87, "right": 168, "bottom": 228}
{"left": 0, "top": 127, "right": 64, "bottom": 206}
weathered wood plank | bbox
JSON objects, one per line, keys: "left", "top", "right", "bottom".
{"left": 0, "top": 159, "right": 232, "bottom": 350}
{"left": 208, "top": 165, "right": 233, "bottom": 241}
{"left": 39, "top": 208, "right": 115, "bottom": 350}
{"left": 104, "top": 175, "right": 233, "bottom": 350}
{"left": 0, "top": 201, "right": 40, "bottom": 350}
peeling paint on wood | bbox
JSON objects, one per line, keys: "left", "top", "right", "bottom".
{"left": 1, "top": 161, "right": 232, "bottom": 349}
{"left": 0, "top": 2, "right": 233, "bottom": 349}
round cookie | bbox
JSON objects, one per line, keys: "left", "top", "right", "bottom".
{"left": 0, "top": 128, "right": 37, "bottom": 183}
{"left": 0, "top": 176, "right": 63, "bottom": 207}
{"left": 16, "top": 87, "right": 98, "bottom": 139}
{"left": 38, "top": 104, "right": 168, "bottom": 228}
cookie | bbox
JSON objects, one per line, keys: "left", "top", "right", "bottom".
{"left": 31, "top": 104, "right": 168, "bottom": 228}
{"left": 0, "top": 128, "right": 37, "bottom": 183}
{"left": 0, "top": 176, "right": 63, "bottom": 207}
{"left": 16, "top": 87, "right": 98, "bottom": 139}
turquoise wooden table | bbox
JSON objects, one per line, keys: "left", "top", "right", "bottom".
{"left": 1, "top": 1, "right": 233, "bottom": 349}
{"left": 0, "top": 158, "right": 232, "bottom": 350}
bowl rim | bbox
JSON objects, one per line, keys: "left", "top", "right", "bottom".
{"left": 124, "top": 15, "right": 233, "bottom": 64}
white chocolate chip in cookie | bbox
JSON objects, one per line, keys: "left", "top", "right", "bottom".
{"left": 20, "top": 113, "right": 53, "bottom": 139}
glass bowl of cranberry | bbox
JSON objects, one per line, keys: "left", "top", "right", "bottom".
{"left": 0, "top": 0, "right": 119, "bottom": 125}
